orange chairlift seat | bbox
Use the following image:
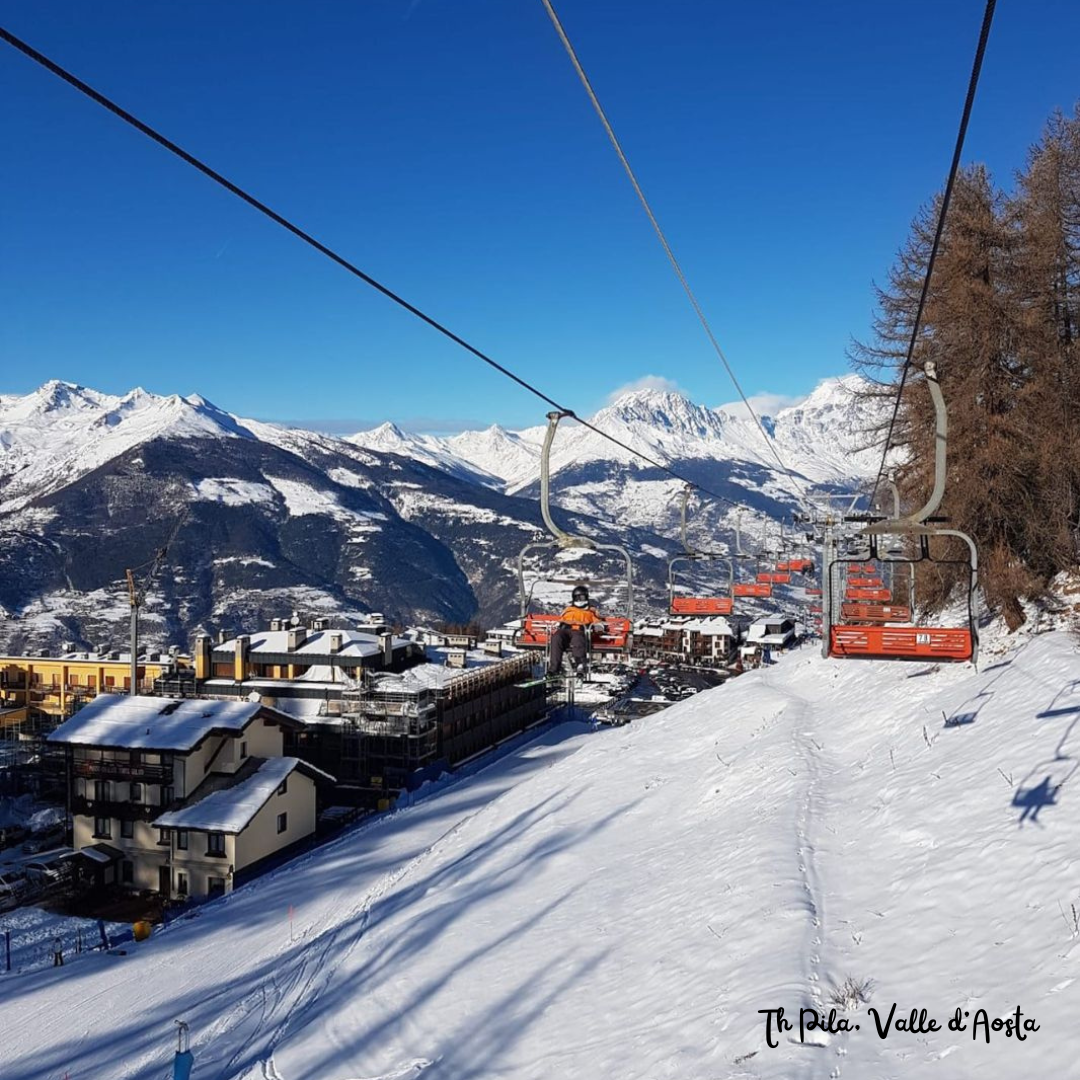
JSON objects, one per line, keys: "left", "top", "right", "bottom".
{"left": 757, "top": 571, "right": 792, "bottom": 584}
{"left": 805, "top": 586, "right": 823, "bottom": 596}
{"left": 844, "top": 586, "right": 892, "bottom": 601}
{"left": 734, "top": 581, "right": 772, "bottom": 598}
{"left": 824, "top": 363, "right": 978, "bottom": 665}
{"left": 840, "top": 601, "right": 912, "bottom": 623}
{"left": 518, "top": 613, "right": 632, "bottom": 651}
{"left": 667, "top": 485, "right": 735, "bottom": 617}
{"left": 516, "top": 411, "right": 634, "bottom": 657}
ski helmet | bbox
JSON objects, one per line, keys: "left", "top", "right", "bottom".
{"left": 572, "top": 585, "right": 589, "bottom": 607}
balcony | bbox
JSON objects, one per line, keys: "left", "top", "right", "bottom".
{"left": 73, "top": 759, "right": 173, "bottom": 784}
{"left": 71, "top": 796, "right": 164, "bottom": 820}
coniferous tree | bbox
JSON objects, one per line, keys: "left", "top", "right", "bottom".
{"left": 1010, "top": 108, "right": 1080, "bottom": 571}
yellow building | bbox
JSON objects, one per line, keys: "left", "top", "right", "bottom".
{"left": 0, "top": 647, "right": 192, "bottom": 731}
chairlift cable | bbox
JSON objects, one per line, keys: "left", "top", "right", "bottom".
{"left": 866, "top": 0, "right": 997, "bottom": 510}
{"left": 0, "top": 24, "right": 751, "bottom": 512}
{"left": 539, "top": 0, "right": 811, "bottom": 510}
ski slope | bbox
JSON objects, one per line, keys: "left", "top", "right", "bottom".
{"left": 3, "top": 632, "right": 1078, "bottom": 1079}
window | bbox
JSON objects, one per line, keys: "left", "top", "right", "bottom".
{"left": 277, "top": 777, "right": 288, "bottom": 796}
{"left": 176, "top": 830, "right": 188, "bottom": 851}
{"left": 161, "top": 786, "right": 174, "bottom": 806}
{"left": 93, "top": 816, "right": 110, "bottom": 839}
{"left": 130, "top": 782, "right": 142, "bottom": 802}
{"left": 177, "top": 871, "right": 188, "bottom": 896}
{"left": 276, "top": 812, "right": 288, "bottom": 835}
{"left": 240, "top": 741, "right": 248, "bottom": 759}
{"left": 87, "top": 675, "right": 96, "bottom": 690}
{"left": 120, "top": 819, "right": 134, "bottom": 840}
{"left": 208, "top": 876, "right": 226, "bottom": 897}
{"left": 157, "top": 827, "right": 170, "bottom": 846}
{"left": 129, "top": 750, "right": 142, "bottom": 766}
{"left": 94, "top": 779, "right": 110, "bottom": 802}
{"left": 104, "top": 675, "right": 115, "bottom": 687}
{"left": 121, "top": 860, "right": 133, "bottom": 884}
{"left": 207, "top": 832, "right": 226, "bottom": 856}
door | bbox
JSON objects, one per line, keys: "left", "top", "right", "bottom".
{"left": 158, "top": 865, "right": 170, "bottom": 896}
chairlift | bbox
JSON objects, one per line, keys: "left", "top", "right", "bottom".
{"left": 731, "top": 508, "right": 772, "bottom": 598}
{"left": 667, "top": 485, "right": 735, "bottom": 616}
{"left": 515, "top": 411, "right": 633, "bottom": 654}
{"left": 826, "top": 364, "right": 978, "bottom": 663}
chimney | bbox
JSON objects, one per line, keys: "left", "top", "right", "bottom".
{"left": 270, "top": 618, "right": 282, "bottom": 632}
{"left": 329, "top": 632, "right": 343, "bottom": 654}
{"left": 194, "top": 634, "right": 212, "bottom": 681}
{"left": 217, "top": 628, "right": 229, "bottom": 645}
{"left": 287, "top": 626, "right": 306, "bottom": 651}
{"left": 234, "top": 635, "right": 250, "bottom": 682}
{"left": 379, "top": 630, "right": 394, "bottom": 667}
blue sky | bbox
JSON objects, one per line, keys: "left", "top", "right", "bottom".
{"left": 2, "top": 1, "right": 1078, "bottom": 432}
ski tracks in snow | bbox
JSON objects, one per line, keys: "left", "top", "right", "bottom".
{"left": 205, "top": 797, "right": 507, "bottom": 1079}
{"left": 768, "top": 674, "right": 852, "bottom": 1080}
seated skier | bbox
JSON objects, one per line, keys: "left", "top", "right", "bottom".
{"left": 548, "top": 584, "right": 606, "bottom": 677}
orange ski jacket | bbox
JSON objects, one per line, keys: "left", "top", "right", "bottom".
{"left": 557, "top": 605, "right": 604, "bottom": 630}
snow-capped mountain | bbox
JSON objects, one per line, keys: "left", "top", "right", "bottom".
{"left": 0, "top": 380, "right": 257, "bottom": 514}
{"left": 0, "top": 381, "right": 674, "bottom": 653}
{"left": 349, "top": 375, "right": 885, "bottom": 518}
{"left": 361, "top": 376, "right": 885, "bottom": 541}
{"left": 0, "top": 376, "right": 879, "bottom": 654}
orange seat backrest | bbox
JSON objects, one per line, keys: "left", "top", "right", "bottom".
{"left": 829, "top": 625, "right": 972, "bottom": 661}
{"left": 671, "top": 597, "right": 734, "bottom": 615}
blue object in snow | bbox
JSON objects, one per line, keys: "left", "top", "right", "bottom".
{"left": 173, "top": 1049, "right": 194, "bottom": 1080}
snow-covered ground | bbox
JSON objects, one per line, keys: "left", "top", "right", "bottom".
{"left": 0, "top": 906, "right": 128, "bottom": 978}
{"left": 2, "top": 631, "right": 1078, "bottom": 1079}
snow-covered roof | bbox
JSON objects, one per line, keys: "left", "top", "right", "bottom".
{"left": 154, "top": 757, "right": 333, "bottom": 834}
{"left": 747, "top": 617, "right": 796, "bottom": 642}
{"left": 676, "top": 617, "right": 733, "bottom": 634}
{"left": 47, "top": 695, "right": 297, "bottom": 751}
{"left": 370, "top": 644, "right": 512, "bottom": 694}
{"left": 0, "top": 649, "right": 185, "bottom": 665}
{"left": 214, "top": 628, "right": 408, "bottom": 662}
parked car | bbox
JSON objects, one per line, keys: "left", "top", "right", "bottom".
{"left": 0, "top": 871, "right": 30, "bottom": 911}
{"left": 22, "top": 849, "right": 73, "bottom": 885}
{"left": 22, "top": 826, "right": 66, "bottom": 854}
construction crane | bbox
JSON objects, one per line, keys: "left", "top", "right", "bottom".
{"left": 125, "top": 514, "right": 186, "bottom": 696}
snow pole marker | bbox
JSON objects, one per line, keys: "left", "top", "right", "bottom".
{"left": 288, "top": 904, "right": 294, "bottom": 943}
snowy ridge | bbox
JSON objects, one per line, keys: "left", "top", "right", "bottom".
{"left": 346, "top": 376, "right": 887, "bottom": 492}
{"left": 1, "top": 630, "right": 1076, "bottom": 1077}
{"left": 346, "top": 422, "right": 505, "bottom": 488}
{"left": 0, "top": 380, "right": 256, "bottom": 512}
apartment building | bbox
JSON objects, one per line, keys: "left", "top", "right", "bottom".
{"left": 48, "top": 695, "right": 332, "bottom": 899}
{"left": 0, "top": 646, "right": 192, "bottom": 731}
{"left": 634, "top": 615, "right": 739, "bottom": 666}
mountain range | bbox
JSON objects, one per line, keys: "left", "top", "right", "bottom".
{"left": 0, "top": 376, "right": 882, "bottom": 654}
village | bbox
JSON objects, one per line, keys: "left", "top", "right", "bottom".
{"left": 0, "top": 604, "right": 802, "bottom": 951}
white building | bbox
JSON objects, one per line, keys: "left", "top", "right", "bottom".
{"left": 746, "top": 616, "right": 797, "bottom": 650}
{"left": 48, "top": 695, "right": 333, "bottom": 899}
